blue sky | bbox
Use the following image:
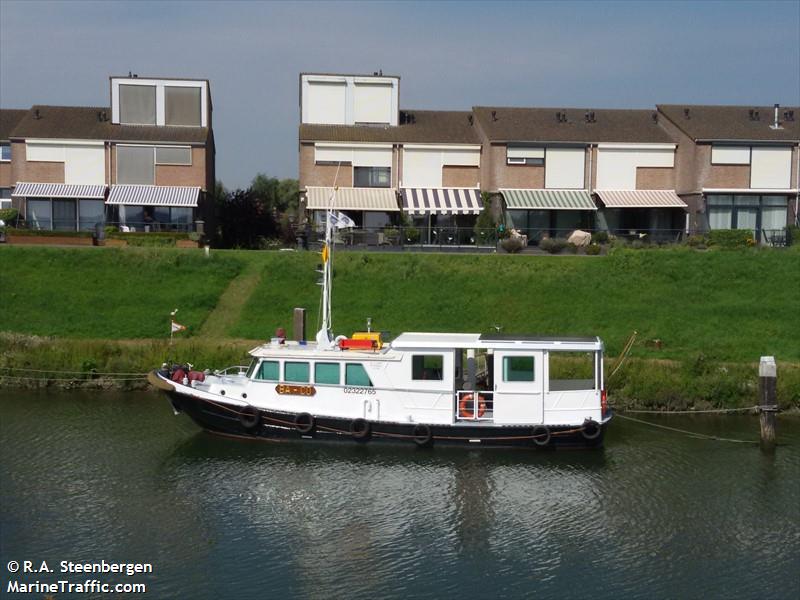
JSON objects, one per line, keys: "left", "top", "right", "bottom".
{"left": 1, "top": 0, "right": 798, "bottom": 189}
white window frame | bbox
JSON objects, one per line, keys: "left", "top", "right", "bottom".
{"left": 0, "top": 142, "right": 10, "bottom": 162}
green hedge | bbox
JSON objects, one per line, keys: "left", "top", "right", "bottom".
{"left": 706, "top": 229, "right": 754, "bottom": 249}
{"left": 5, "top": 228, "right": 91, "bottom": 238}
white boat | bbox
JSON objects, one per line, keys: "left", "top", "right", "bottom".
{"left": 149, "top": 199, "right": 612, "bottom": 449}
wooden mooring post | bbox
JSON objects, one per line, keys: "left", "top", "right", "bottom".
{"left": 293, "top": 308, "right": 306, "bottom": 342}
{"left": 758, "top": 356, "right": 777, "bottom": 447}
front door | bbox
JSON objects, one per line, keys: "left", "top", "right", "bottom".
{"left": 492, "top": 351, "right": 544, "bottom": 424}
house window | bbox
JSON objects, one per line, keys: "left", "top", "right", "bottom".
{"left": 78, "top": 200, "right": 105, "bottom": 231}
{"left": 117, "top": 146, "right": 155, "bottom": 185}
{"left": 503, "top": 356, "right": 534, "bottom": 382}
{"left": 153, "top": 207, "right": 193, "bottom": 225}
{"left": 507, "top": 157, "right": 544, "bottom": 166}
{"left": 165, "top": 86, "right": 202, "bottom": 127}
{"left": 706, "top": 194, "right": 787, "bottom": 234}
{"left": 52, "top": 199, "right": 77, "bottom": 231}
{"left": 155, "top": 146, "right": 192, "bottom": 165}
{"left": 412, "top": 355, "right": 443, "bottom": 381}
{"left": 285, "top": 361, "right": 310, "bottom": 383}
{"left": 345, "top": 363, "right": 373, "bottom": 387}
{"left": 27, "top": 199, "right": 52, "bottom": 230}
{"left": 119, "top": 84, "right": 156, "bottom": 125}
{"left": 315, "top": 362, "right": 340, "bottom": 385}
{"left": 0, "top": 188, "right": 11, "bottom": 210}
{"left": 354, "top": 166, "right": 390, "bottom": 188}
{"left": 255, "top": 361, "right": 279, "bottom": 381}
{"left": 0, "top": 143, "right": 10, "bottom": 161}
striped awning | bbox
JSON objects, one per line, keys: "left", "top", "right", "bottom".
{"left": 596, "top": 190, "right": 687, "bottom": 208}
{"left": 305, "top": 186, "right": 399, "bottom": 211}
{"left": 401, "top": 188, "right": 482, "bottom": 215}
{"left": 107, "top": 185, "right": 200, "bottom": 207}
{"left": 12, "top": 182, "right": 106, "bottom": 199}
{"left": 500, "top": 188, "right": 596, "bottom": 211}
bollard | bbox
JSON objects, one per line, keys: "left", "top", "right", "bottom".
{"left": 758, "top": 356, "right": 777, "bottom": 447}
{"left": 293, "top": 308, "right": 306, "bottom": 342}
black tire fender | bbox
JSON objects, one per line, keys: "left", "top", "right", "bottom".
{"left": 239, "top": 405, "right": 261, "bottom": 430}
{"left": 413, "top": 424, "right": 433, "bottom": 447}
{"left": 350, "top": 418, "right": 371, "bottom": 441}
{"left": 532, "top": 425, "right": 551, "bottom": 447}
{"left": 295, "top": 412, "right": 316, "bottom": 435}
{"left": 581, "top": 419, "right": 602, "bottom": 440}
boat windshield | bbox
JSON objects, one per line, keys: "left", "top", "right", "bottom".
{"left": 245, "top": 358, "right": 259, "bottom": 379}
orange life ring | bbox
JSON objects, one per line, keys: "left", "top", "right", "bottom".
{"left": 459, "top": 393, "right": 487, "bottom": 418}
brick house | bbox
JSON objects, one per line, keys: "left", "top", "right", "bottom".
{"left": 0, "top": 109, "right": 27, "bottom": 212}
{"left": 472, "top": 107, "right": 687, "bottom": 242}
{"left": 6, "top": 76, "right": 215, "bottom": 232}
{"left": 657, "top": 104, "right": 799, "bottom": 243}
{"left": 298, "top": 73, "right": 483, "bottom": 245}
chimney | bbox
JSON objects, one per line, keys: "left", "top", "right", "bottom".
{"left": 468, "top": 115, "right": 473, "bottom": 126}
{"left": 491, "top": 110, "right": 497, "bottom": 121}
{"left": 652, "top": 111, "right": 658, "bottom": 123}
{"left": 33, "top": 108, "right": 41, "bottom": 120}
{"left": 683, "top": 108, "right": 690, "bottom": 119}
{"left": 770, "top": 103, "right": 782, "bottom": 129}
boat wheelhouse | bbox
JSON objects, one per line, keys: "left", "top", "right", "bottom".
{"left": 150, "top": 195, "right": 611, "bottom": 449}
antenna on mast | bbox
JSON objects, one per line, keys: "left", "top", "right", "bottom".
{"left": 315, "top": 162, "right": 343, "bottom": 350}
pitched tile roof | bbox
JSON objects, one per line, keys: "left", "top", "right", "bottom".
{"left": 0, "top": 109, "right": 28, "bottom": 141}
{"left": 9, "top": 105, "right": 209, "bottom": 144}
{"left": 299, "top": 110, "right": 481, "bottom": 144}
{"left": 657, "top": 104, "right": 800, "bottom": 142}
{"left": 472, "top": 107, "right": 675, "bottom": 144}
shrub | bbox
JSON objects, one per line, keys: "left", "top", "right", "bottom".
{"left": 585, "top": 243, "right": 601, "bottom": 255}
{"left": 404, "top": 226, "right": 420, "bottom": 244}
{"left": 539, "top": 237, "right": 568, "bottom": 254}
{"left": 630, "top": 239, "right": 648, "bottom": 250}
{"left": 566, "top": 242, "right": 578, "bottom": 254}
{"left": 591, "top": 231, "right": 609, "bottom": 244}
{"left": 0, "top": 208, "right": 19, "bottom": 223}
{"left": 787, "top": 224, "right": 799, "bottom": 246}
{"left": 685, "top": 234, "right": 707, "bottom": 248}
{"left": 707, "top": 229, "right": 753, "bottom": 249}
{"left": 500, "top": 237, "right": 525, "bottom": 254}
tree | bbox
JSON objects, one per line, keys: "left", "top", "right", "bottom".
{"left": 214, "top": 188, "right": 277, "bottom": 249}
{"left": 250, "top": 174, "right": 299, "bottom": 215}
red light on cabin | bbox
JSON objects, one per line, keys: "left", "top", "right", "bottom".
{"left": 601, "top": 389, "right": 608, "bottom": 416}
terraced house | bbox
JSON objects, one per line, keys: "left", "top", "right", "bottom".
{"left": 4, "top": 75, "right": 215, "bottom": 232}
{"left": 656, "top": 104, "right": 799, "bottom": 244}
{"left": 298, "top": 72, "right": 799, "bottom": 246}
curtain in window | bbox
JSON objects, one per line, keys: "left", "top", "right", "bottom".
{"left": 117, "top": 146, "right": 155, "bottom": 185}
{"left": 761, "top": 196, "right": 788, "bottom": 232}
{"left": 707, "top": 195, "right": 732, "bottom": 229}
{"left": 733, "top": 196, "right": 758, "bottom": 232}
{"left": 119, "top": 85, "right": 156, "bottom": 125}
{"left": 165, "top": 87, "right": 201, "bottom": 126}
{"left": 155, "top": 146, "right": 192, "bottom": 165}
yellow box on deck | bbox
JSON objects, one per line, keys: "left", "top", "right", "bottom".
{"left": 352, "top": 332, "right": 383, "bottom": 349}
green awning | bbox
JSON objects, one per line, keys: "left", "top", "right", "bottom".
{"left": 500, "top": 189, "right": 597, "bottom": 210}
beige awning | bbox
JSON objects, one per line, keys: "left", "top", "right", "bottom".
{"left": 305, "top": 186, "right": 399, "bottom": 211}
{"left": 596, "top": 190, "right": 687, "bottom": 208}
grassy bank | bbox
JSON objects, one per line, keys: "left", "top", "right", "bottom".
{"left": 1, "top": 245, "right": 798, "bottom": 408}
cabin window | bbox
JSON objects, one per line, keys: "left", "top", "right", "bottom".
{"left": 284, "top": 362, "right": 310, "bottom": 383}
{"left": 412, "top": 355, "right": 443, "bottom": 381}
{"left": 549, "top": 351, "right": 596, "bottom": 391}
{"left": 503, "top": 356, "right": 535, "bottom": 382}
{"left": 315, "top": 362, "right": 340, "bottom": 385}
{"left": 345, "top": 363, "right": 373, "bottom": 387}
{"left": 255, "top": 360, "right": 279, "bottom": 381}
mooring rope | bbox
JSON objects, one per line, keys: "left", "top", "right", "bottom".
{"left": 615, "top": 413, "right": 760, "bottom": 444}
{"left": 608, "top": 330, "right": 638, "bottom": 381}
{"left": 619, "top": 405, "right": 761, "bottom": 415}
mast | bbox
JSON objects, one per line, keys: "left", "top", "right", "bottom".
{"left": 315, "top": 189, "right": 335, "bottom": 349}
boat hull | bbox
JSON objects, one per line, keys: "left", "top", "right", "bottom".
{"left": 164, "top": 387, "right": 609, "bottom": 450}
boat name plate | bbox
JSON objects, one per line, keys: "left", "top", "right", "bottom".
{"left": 275, "top": 384, "right": 316, "bottom": 396}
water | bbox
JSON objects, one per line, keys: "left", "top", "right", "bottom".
{"left": 1, "top": 391, "right": 798, "bottom": 599}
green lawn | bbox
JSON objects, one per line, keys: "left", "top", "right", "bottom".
{"left": 0, "top": 247, "right": 243, "bottom": 338}
{"left": 230, "top": 247, "right": 800, "bottom": 362}
{"left": 1, "top": 245, "right": 797, "bottom": 363}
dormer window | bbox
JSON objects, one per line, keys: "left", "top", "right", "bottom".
{"left": 119, "top": 84, "right": 157, "bottom": 125}
{"left": 111, "top": 78, "right": 208, "bottom": 127}
{"left": 165, "top": 86, "right": 201, "bottom": 126}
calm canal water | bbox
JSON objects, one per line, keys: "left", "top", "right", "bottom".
{"left": 1, "top": 390, "right": 798, "bottom": 599}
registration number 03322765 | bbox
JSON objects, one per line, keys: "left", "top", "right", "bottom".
{"left": 344, "top": 387, "right": 376, "bottom": 395}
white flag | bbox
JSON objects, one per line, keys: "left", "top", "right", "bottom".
{"left": 171, "top": 321, "right": 187, "bottom": 334}
{"left": 329, "top": 210, "right": 356, "bottom": 230}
